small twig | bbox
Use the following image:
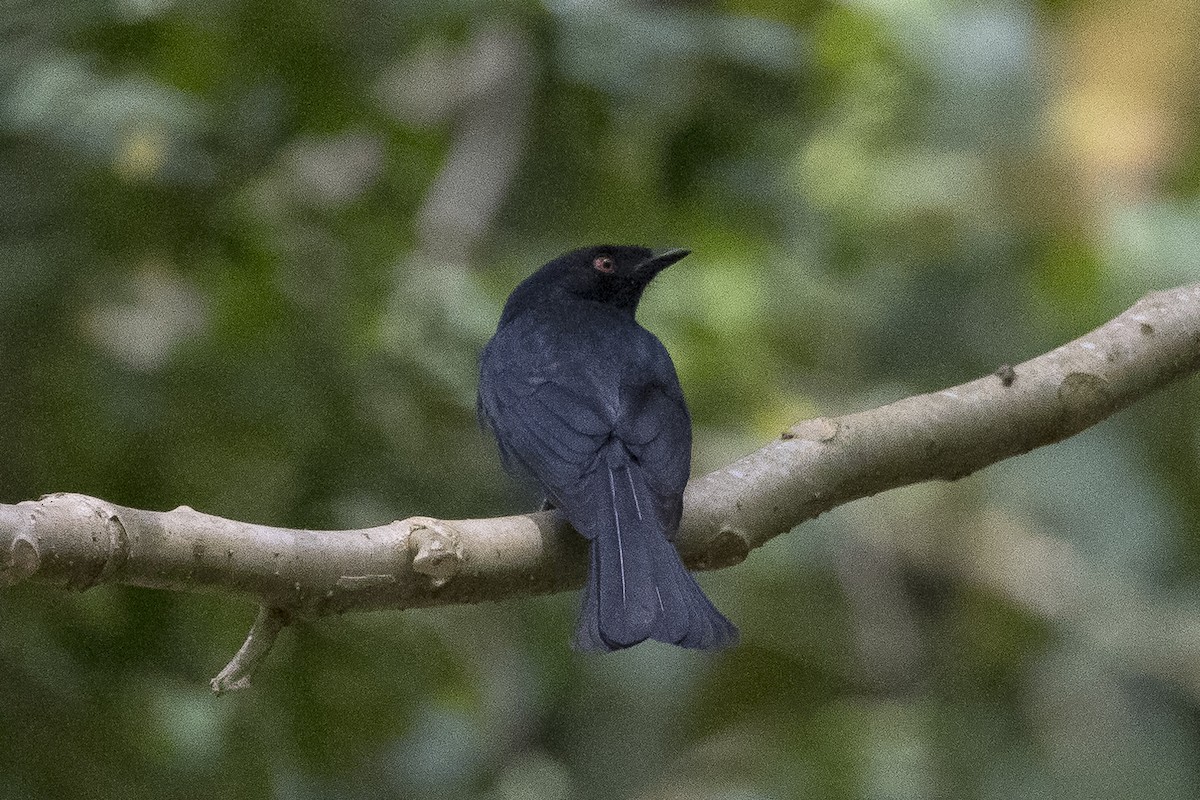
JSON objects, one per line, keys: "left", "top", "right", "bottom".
{"left": 210, "top": 605, "right": 291, "bottom": 695}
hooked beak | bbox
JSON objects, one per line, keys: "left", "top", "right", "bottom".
{"left": 635, "top": 248, "right": 690, "bottom": 278}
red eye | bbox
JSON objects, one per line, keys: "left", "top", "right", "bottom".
{"left": 592, "top": 255, "right": 615, "bottom": 273}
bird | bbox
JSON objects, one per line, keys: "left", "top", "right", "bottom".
{"left": 477, "top": 245, "right": 738, "bottom": 651}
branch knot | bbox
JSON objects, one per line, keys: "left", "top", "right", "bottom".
{"left": 407, "top": 517, "right": 463, "bottom": 588}
{"left": 1, "top": 536, "right": 40, "bottom": 585}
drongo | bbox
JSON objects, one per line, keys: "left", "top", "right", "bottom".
{"left": 477, "top": 245, "right": 737, "bottom": 651}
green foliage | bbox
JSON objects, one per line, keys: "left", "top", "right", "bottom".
{"left": 3, "top": 0, "right": 1200, "bottom": 797}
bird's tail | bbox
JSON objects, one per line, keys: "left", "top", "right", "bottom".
{"left": 570, "top": 459, "right": 738, "bottom": 652}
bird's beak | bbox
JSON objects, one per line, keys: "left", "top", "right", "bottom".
{"left": 635, "top": 248, "right": 690, "bottom": 278}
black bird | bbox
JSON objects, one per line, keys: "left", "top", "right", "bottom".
{"left": 477, "top": 245, "right": 738, "bottom": 651}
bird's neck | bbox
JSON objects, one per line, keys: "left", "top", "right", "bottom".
{"left": 500, "top": 287, "right": 640, "bottom": 327}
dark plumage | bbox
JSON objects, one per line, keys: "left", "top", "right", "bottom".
{"left": 477, "top": 245, "right": 738, "bottom": 651}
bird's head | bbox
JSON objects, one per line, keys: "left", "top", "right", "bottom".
{"left": 510, "top": 245, "right": 690, "bottom": 316}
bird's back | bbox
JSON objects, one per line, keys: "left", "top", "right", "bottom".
{"left": 479, "top": 296, "right": 691, "bottom": 512}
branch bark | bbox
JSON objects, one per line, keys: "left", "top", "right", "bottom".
{"left": 2, "top": 283, "right": 1199, "bottom": 688}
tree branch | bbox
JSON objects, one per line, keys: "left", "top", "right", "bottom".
{"left": 686, "top": 284, "right": 1200, "bottom": 557}
{"left": 210, "top": 605, "right": 291, "bottom": 694}
{"left": 2, "top": 284, "right": 1199, "bottom": 689}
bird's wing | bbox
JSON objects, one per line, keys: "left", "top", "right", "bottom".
{"left": 478, "top": 359, "right": 614, "bottom": 507}
{"left": 613, "top": 378, "right": 691, "bottom": 534}
{"left": 479, "top": 323, "right": 691, "bottom": 534}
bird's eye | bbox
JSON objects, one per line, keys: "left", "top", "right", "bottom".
{"left": 592, "top": 255, "right": 615, "bottom": 273}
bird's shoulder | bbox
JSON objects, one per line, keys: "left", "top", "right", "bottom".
{"left": 485, "top": 300, "right": 662, "bottom": 371}
{"left": 480, "top": 300, "right": 684, "bottom": 424}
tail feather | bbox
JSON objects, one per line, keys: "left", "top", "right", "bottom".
{"left": 570, "top": 456, "right": 738, "bottom": 652}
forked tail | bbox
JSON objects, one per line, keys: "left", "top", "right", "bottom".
{"left": 570, "top": 457, "right": 738, "bottom": 652}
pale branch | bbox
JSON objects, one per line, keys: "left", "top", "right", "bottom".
{"left": 210, "top": 605, "right": 291, "bottom": 694}
{"left": 1, "top": 283, "right": 1199, "bottom": 688}
{"left": 685, "top": 282, "right": 1200, "bottom": 556}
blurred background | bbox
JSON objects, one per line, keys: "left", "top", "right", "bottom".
{"left": 3, "top": 0, "right": 1200, "bottom": 798}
